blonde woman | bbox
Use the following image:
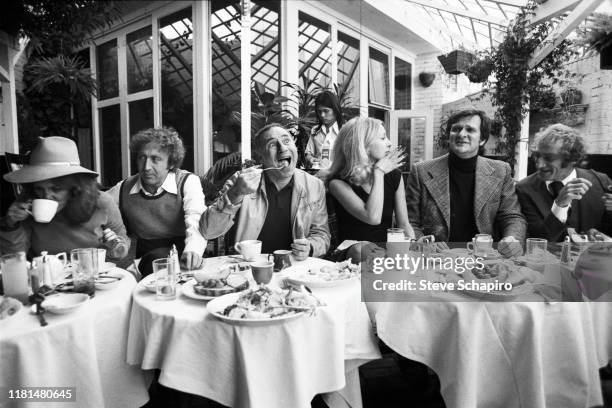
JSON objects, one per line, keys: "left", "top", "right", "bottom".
{"left": 326, "top": 117, "right": 414, "bottom": 244}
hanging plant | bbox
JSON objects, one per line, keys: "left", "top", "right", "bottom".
{"left": 560, "top": 86, "right": 583, "bottom": 106}
{"left": 529, "top": 85, "right": 557, "bottom": 111}
{"left": 480, "top": 1, "right": 577, "bottom": 167}
{"left": 466, "top": 54, "right": 494, "bottom": 83}
{"left": 437, "top": 49, "right": 475, "bottom": 75}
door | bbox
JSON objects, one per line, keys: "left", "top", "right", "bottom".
{"left": 389, "top": 110, "right": 433, "bottom": 173}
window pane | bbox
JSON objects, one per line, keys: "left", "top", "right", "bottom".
{"left": 251, "top": 1, "right": 280, "bottom": 95}
{"left": 299, "top": 12, "right": 331, "bottom": 89}
{"left": 211, "top": 0, "right": 241, "bottom": 164}
{"left": 127, "top": 26, "right": 153, "bottom": 94}
{"left": 368, "top": 47, "right": 389, "bottom": 106}
{"left": 395, "top": 57, "right": 412, "bottom": 110}
{"left": 97, "top": 39, "right": 118, "bottom": 100}
{"left": 129, "top": 98, "right": 154, "bottom": 175}
{"left": 337, "top": 32, "right": 360, "bottom": 107}
{"left": 99, "top": 105, "right": 122, "bottom": 186}
{"left": 160, "top": 8, "right": 194, "bottom": 172}
{"left": 73, "top": 48, "right": 94, "bottom": 171}
{"left": 368, "top": 106, "right": 387, "bottom": 122}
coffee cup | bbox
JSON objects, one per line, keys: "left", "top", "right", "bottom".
{"left": 29, "top": 199, "right": 58, "bottom": 223}
{"left": 234, "top": 240, "right": 262, "bottom": 261}
{"left": 250, "top": 261, "right": 274, "bottom": 284}
{"left": 467, "top": 234, "right": 493, "bottom": 257}
{"left": 272, "top": 250, "right": 292, "bottom": 272}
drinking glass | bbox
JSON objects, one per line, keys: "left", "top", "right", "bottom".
{"left": 154, "top": 258, "right": 176, "bottom": 300}
{"left": 467, "top": 234, "right": 493, "bottom": 257}
{"left": 70, "top": 248, "right": 96, "bottom": 296}
{"left": 0, "top": 252, "right": 30, "bottom": 304}
{"left": 526, "top": 238, "right": 547, "bottom": 256}
{"left": 387, "top": 228, "right": 405, "bottom": 242}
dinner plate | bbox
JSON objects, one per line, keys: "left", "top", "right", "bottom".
{"left": 282, "top": 259, "right": 359, "bottom": 288}
{"left": 142, "top": 275, "right": 157, "bottom": 293}
{"left": 207, "top": 292, "right": 306, "bottom": 325}
{"left": 98, "top": 262, "right": 116, "bottom": 273}
{"left": 95, "top": 272, "right": 123, "bottom": 290}
{"left": 42, "top": 293, "right": 89, "bottom": 314}
{"left": 182, "top": 279, "right": 227, "bottom": 301}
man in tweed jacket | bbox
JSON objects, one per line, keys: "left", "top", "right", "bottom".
{"left": 406, "top": 110, "right": 526, "bottom": 257}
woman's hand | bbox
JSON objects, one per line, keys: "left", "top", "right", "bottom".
{"left": 5, "top": 201, "right": 32, "bottom": 227}
{"left": 374, "top": 149, "right": 406, "bottom": 174}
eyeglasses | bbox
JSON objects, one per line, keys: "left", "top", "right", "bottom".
{"left": 532, "top": 151, "right": 564, "bottom": 162}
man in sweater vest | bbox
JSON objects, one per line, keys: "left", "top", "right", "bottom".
{"left": 108, "top": 128, "right": 206, "bottom": 275}
{"left": 406, "top": 109, "right": 526, "bottom": 257}
{"left": 516, "top": 124, "right": 612, "bottom": 242}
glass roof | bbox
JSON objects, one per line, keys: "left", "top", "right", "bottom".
{"left": 403, "top": 0, "right": 612, "bottom": 51}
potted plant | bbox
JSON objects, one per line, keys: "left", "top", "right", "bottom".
{"left": 466, "top": 55, "right": 494, "bottom": 83}
{"left": 575, "top": 13, "right": 612, "bottom": 69}
{"left": 560, "top": 86, "right": 583, "bottom": 107}
{"left": 437, "top": 49, "right": 475, "bottom": 75}
{"left": 418, "top": 72, "right": 436, "bottom": 87}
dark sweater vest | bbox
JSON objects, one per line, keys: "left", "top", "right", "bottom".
{"left": 119, "top": 170, "right": 190, "bottom": 241}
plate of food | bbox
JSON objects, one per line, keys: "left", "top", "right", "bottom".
{"left": 515, "top": 248, "right": 559, "bottom": 272}
{"left": 284, "top": 260, "right": 361, "bottom": 288}
{"left": 207, "top": 285, "right": 323, "bottom": 324}
{"left": 183, "top": 274, "right": 249, "bottom": 301}
{"left": 459, "top": 260, "right": 539, "bottom": 300}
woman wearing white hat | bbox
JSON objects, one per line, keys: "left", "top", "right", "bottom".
{"left": 0, "top": 136, "right": 129, "bottom": 260}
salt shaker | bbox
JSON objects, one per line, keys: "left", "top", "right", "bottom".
{"left": 41, "top": 251, "right": 54, "bottom": 289}
{"left": 560, "top": 236, "right": 571, "bottom": 265}
{"left": 169, "top": 244, "right": 180, "bottom": 280}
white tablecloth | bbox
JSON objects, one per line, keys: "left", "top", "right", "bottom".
{"left": 373, "top": 299, "right": 612, "bottom": 408}
{"left": 127, "top": 257, "right": 380, "bottom": 408}
{"left": 0, "top": 269, "right": 149, "bottom": 408}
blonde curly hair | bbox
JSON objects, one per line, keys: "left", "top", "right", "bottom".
{"left": 326, "top": 117, "right": 384, "bottom": 186}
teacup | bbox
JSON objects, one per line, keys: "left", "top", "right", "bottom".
{"left": 467, "top": 234, "right": 493, "bottom": 257}
{"left": 234, "top": 240, "right": 262, "bottom": 261}
{"left": 251, "top": 261, "right": 274, "bottom": 284}
{"left": 30, "top": 199, "right": 58, "bottom": 223}
{"left": 33, "top": 252, "right": 68, "bottom": 281}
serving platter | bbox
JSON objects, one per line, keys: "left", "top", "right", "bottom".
{"left": 207, "top": 292, "right": 307, "bottom": 325}
{"left": 282, "top": 259, "right": 360, "bottom": 288}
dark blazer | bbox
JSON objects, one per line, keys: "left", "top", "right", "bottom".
{"left": 516, "top": 168, "right": 612, "bottom": 242}
{"left": 406, "top": 154, "right": 527, "bottom": 242}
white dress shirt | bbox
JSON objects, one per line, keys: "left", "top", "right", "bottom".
{"left": 305, "top": 122, "right": 339, "bottom": 161}
{"left": 108, "top": 171, "right": 207, "bottom": 255}
{"left": 546, "top": 168, "right": 577, "bottom": 223}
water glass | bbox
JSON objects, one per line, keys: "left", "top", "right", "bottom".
{"left": 526, "top": 238, "right": 547, "bottom": 256}
{"left": 0, "top": 252, "right": 30, "bottom": 304}
{"left": 387, "top": 228, "right": 405, "bottom": 242}
{"left": 71, "top": 248, "right": 96, "bottom": 296}
{"left": 154, "top": 258, "right": 176, "bottom": 300}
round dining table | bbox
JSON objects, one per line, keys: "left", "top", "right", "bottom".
{"left": 0, "top": 269, "right": 149, "bottom": 408}
{"left": 127, "top": 256, "right": 380, "bottom": 408}
{"left": 369, "top": 279, "right": 612, "bottom": 408}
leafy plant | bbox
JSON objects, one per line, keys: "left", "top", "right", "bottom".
{"left": 23, "top": 54, "right": 97, "bottom": 141}
{"left": 480, "top": 1, "right": 577, "bottom": 166}
{"left": 466, "top": 54, "right": 494, "bottom": 83}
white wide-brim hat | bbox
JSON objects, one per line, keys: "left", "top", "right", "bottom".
{"left": 4, "top": 136, "right": 98, "bottom": 184}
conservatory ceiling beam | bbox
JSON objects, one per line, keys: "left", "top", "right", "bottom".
{"left": 528, "top": 0, "right": 582, "bottom": 26}
{"left": 404, "top": 0, "right": 508, "bottom": 26}
{"left": 528, "top": 0, "right": 604, "bottom": 68}
{"left": 493, "top": 0, "right": 528, "bottom": 7}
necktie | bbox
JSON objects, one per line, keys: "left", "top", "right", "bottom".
{"left": 549, "top": 181, "right": 564, "bottom": 199}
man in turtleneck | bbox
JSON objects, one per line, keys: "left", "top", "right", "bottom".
{"left": 406, "top": 109, "right": 526, "bottom": 257}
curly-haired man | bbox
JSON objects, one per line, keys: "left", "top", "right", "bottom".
{"left": 517, "top": 123, "right": 612, "bottom": 241}
{"left": 108, "top": 127, "right": 206, "bottom": 274}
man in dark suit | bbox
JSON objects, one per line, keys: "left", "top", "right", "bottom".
{"left": 516, "top": 124, "right": 612, "bottom": 242}
{"left": 406, "top": 109, "right": 526, "bottom": 257}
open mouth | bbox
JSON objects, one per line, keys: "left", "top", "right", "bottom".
{"left": 277, "top": 156, "right": 292, "bottom": 168}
